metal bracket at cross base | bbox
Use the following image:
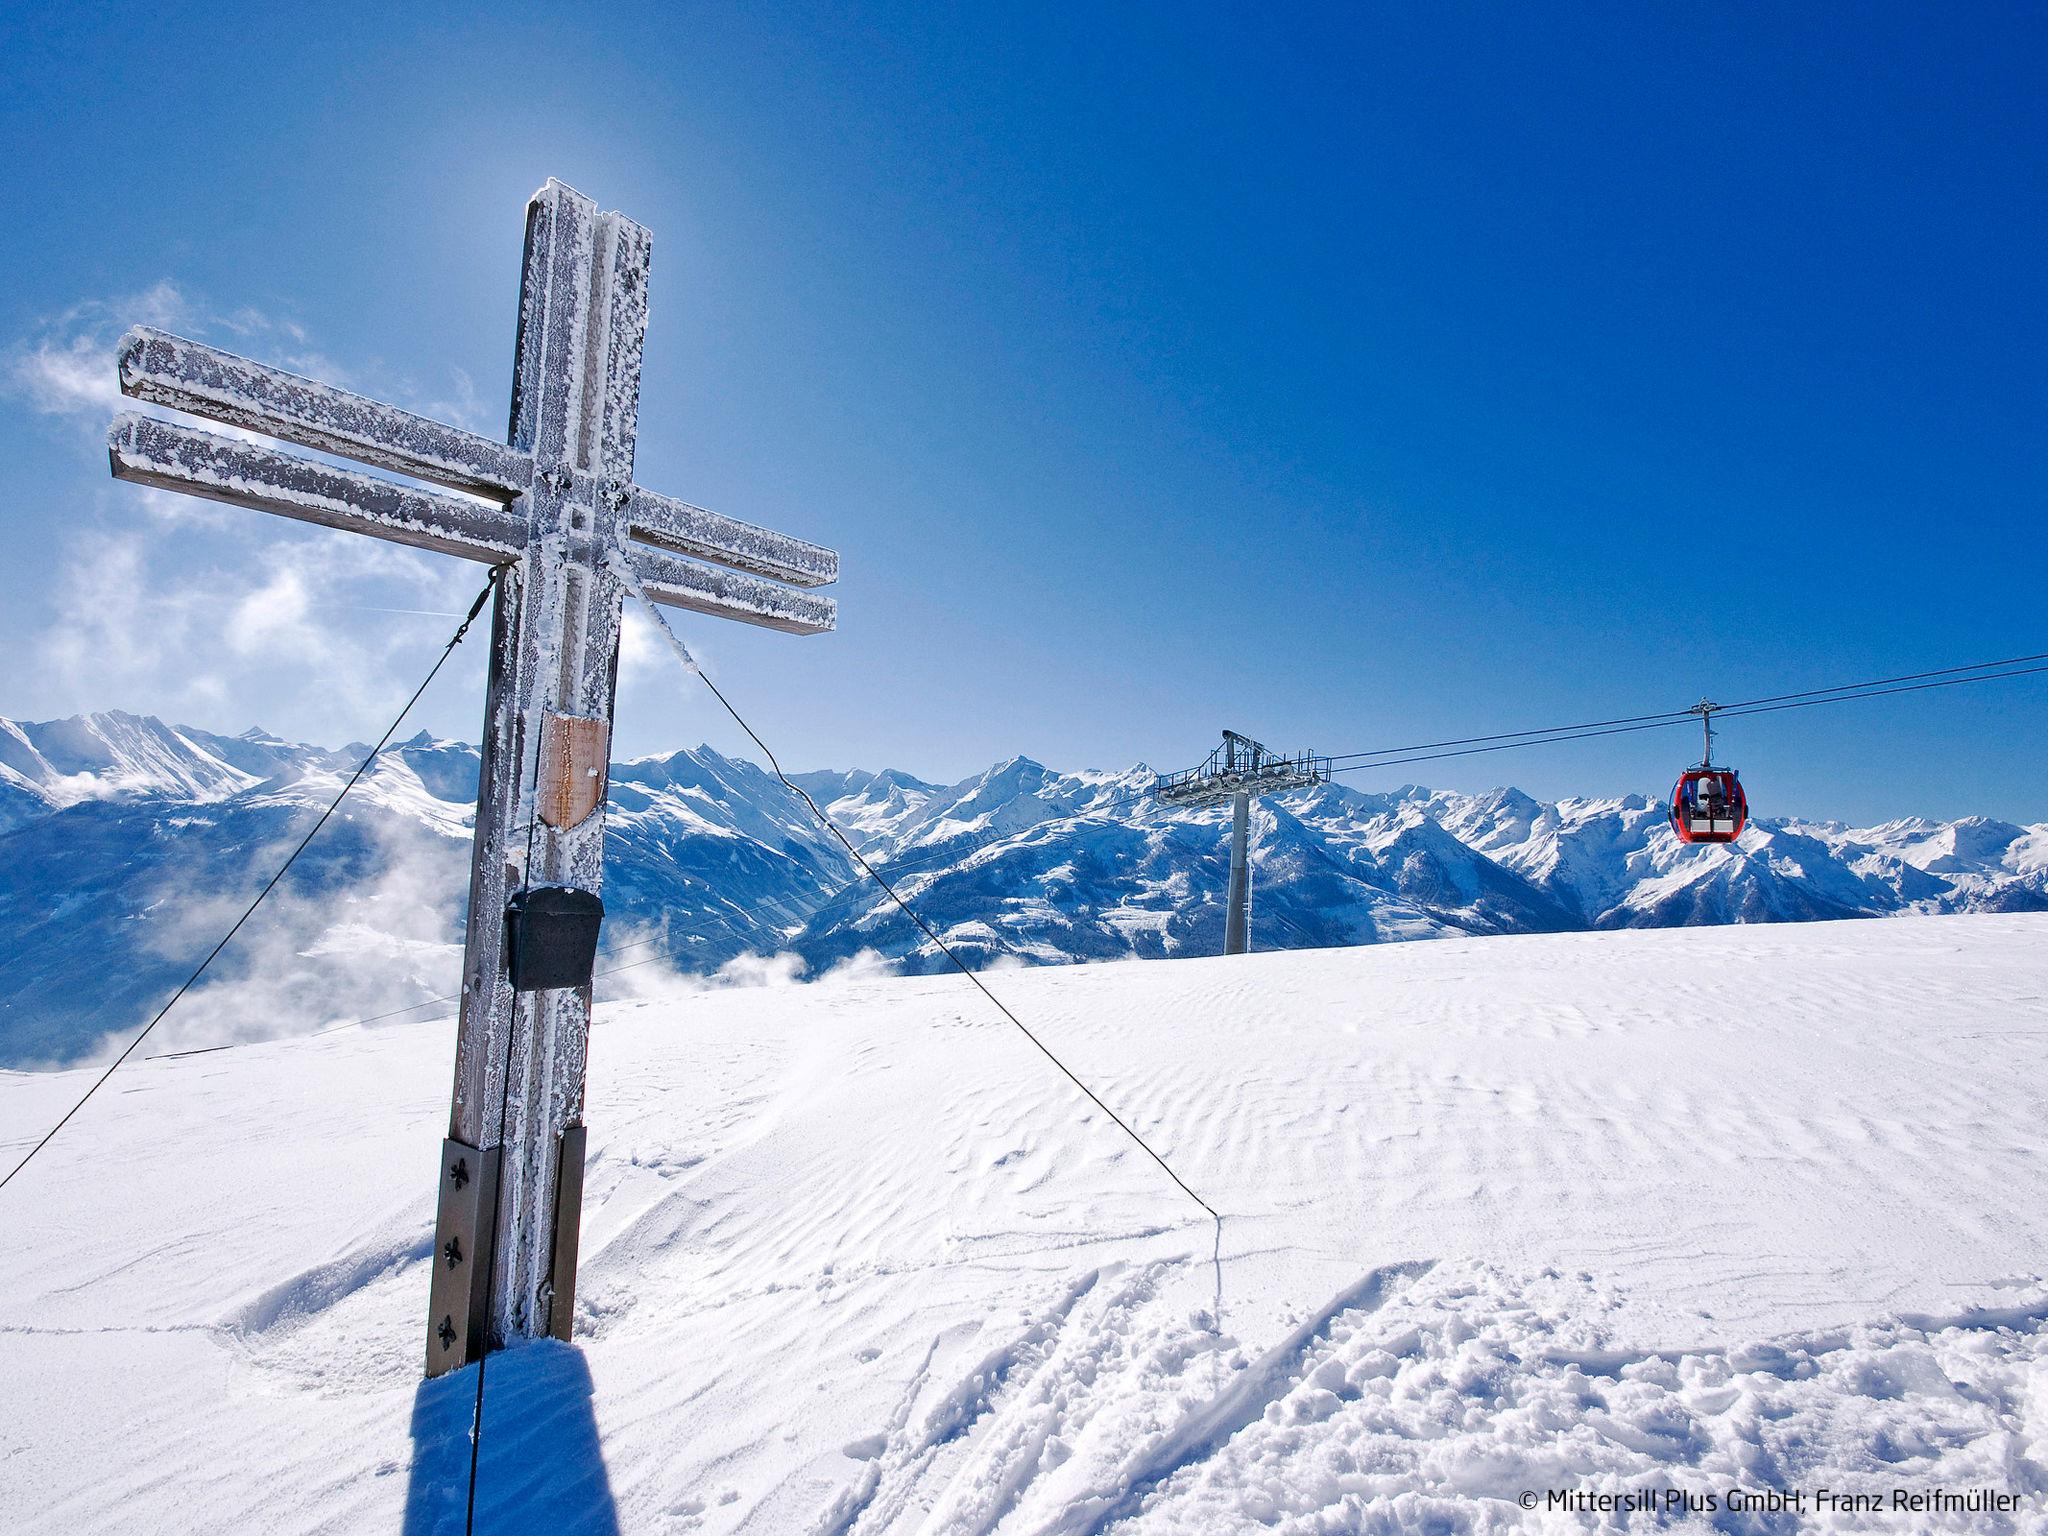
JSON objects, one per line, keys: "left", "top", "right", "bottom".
{"left": 428, "top": 1140, "right": 501, "bottom": 1365}
{"left": 428, "top": 1124, "right": 587, "bottom": 1371}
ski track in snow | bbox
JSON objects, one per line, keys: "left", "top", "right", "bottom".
{"left": 810, "top": 1260, "right": 2048, "bottom": 1535}
{"left": 1, "top": 914, "right": 2046, "bottom": 1532}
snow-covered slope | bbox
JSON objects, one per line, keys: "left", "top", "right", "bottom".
{"left": 2, "top": 914, "right": 2042, "bottom": 1533}
{"left": 5, "top": 710, "right": 2047, "bottom": 1067}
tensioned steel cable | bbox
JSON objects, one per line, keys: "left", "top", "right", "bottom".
{"left": 609, "top": 550, "right": 1220, "bottom": 1228}
{"left": 1717, "top": 649, "right": 2048, "bottom": 711}
{"left": 1710, "top": 665, "right": 2048, "bottom": 727}
{"left": 1323, "top": 705, "right": 1699, "bottom": 764}
{"left": 1323, "top": 649, "right": 2048, "bottom": 766}
{"left": 1326, "top": 661, "right": 2048, "bottom": 778}
{"left": 0, "top": 566, "right": 504, "bottom": 1194}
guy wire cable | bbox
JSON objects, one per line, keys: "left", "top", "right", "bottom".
{"left": 607, "top": 545, "right": 1227, "bottom": 1328}
{"left": 0, "top": 565, "right": 505, "bottom": 1194}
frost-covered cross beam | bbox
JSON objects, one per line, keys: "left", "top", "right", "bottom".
{"left": 105, "top": 179, "right": 839, "bottom": 1379}
{"left": 110, "top": 331, "right": 837, "bottom": 627}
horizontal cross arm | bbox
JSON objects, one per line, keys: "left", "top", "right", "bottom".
{"left": 625, "top": 544, "right": 837, "bottom": 635}
{"left": 117, "top": 328, "right": 532, "bottom": 500}
{"left": 109, "top": 413, "right": 528, "bottom": 564}
{"left": 626, "top": 486, "right": 838, "bottom": 588}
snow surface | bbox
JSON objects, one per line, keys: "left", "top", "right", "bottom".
{"left": 3, "top": 912, "right": 2045, "bottom": 1532}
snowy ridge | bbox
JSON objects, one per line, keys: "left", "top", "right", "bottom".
{"left": 789, "top": 767, "right": 945, "bottom": 852}
{"left": 3, "top": 709, "right": 2046, "bottom": 1065}
{"left": 787, "top": 768, "right": 2048, "bottom": 974}
{"left": 0, "top": 709, "right": 255, "bottom": 829}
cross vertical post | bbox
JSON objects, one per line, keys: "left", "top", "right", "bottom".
{"left": 440, "top": 186, "right": 649, "bottom": 1355}
{"left": 105, "top": 177, "right": 840, "bottom": 1379}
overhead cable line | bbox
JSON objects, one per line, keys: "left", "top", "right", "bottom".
{"left": 1324, "top": 649, "right": 2048, "bottom": 767}
{"left": 1326, "top": 660, "right": 2048, "bottom": 779}
{"left": 1715, "top": 649, "right": 2048, "bottom": 712}
{"left": 1709, "top": 663, "right": 2048, "bottom": 725}
{"left": 1324, "top": 706, "right": 1698, "bottom": 764}
{"left": 0, "top": 567, "right": 504, "bottom": 1194}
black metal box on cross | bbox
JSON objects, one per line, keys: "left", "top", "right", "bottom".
{"left": 505, "top": 886, "right": 605, "bottom": 992}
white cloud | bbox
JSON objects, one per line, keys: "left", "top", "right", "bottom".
{"left": 414, "top": 366, "right": 490, "bottom": 436}
{"left": 3, "top": 277, "right": 480, "bottom": 435}
{"left": 114, "top": 808, "right": 472, "bottom": 1059}
{"left": 10, "top": 282, "right": 516, "bottom": 744}
{"left": 7, "top": 281, "right": 208, "bottom": 421}
{"left": 616, "top": 604, "right": 665, "bottom": 686}
{"left": 33, "top": 519, "right": 490, "bottom": 741}
{"left": 11, "top": 329, "right": 123, "bottom": 417}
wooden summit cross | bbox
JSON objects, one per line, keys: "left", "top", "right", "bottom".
{"left": 105, "top": 179, "right": 838, "bottom": 1377}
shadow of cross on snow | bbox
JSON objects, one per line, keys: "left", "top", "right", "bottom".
{"left": 403, "top": 1341, "right": 619, "bottom": 1536}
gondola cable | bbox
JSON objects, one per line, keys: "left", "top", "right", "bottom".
{"left": 1323, "top": 650, "right": 2048, "bottom": 768}
{"left": 1324, "top": 660, "right": 2048, "bottom": 778}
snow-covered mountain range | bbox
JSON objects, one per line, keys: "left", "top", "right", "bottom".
{"left": 4, "top": 709, "right": 2044, "bottom": 1065}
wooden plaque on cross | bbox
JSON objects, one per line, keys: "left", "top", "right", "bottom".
{"left": 106, "top": 178, "right": 840, "bottom": 1377}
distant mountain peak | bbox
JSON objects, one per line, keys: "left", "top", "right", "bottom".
{"left": 3, "top": 706, "right": 2046, "bottom": 1065}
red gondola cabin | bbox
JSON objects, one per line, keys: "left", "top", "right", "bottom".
{"left": 1669, "top": 768, "right": 1747, "bottom": 845}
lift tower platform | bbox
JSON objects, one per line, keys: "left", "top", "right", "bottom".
{"left": 1154, "top": 731, "right": 1328, "bottom": 955}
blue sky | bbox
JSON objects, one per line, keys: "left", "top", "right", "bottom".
{"left": 2, "top": 2, "right": 2043, "bottom": 823}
